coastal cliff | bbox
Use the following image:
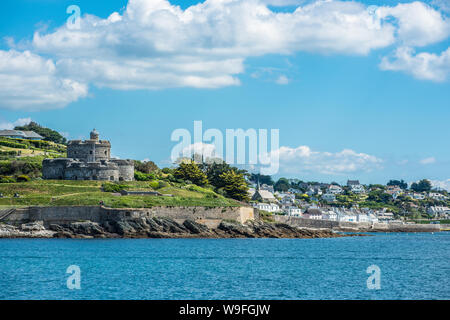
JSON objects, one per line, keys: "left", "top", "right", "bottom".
{"left": 0, "top": 218, "right": 351, "bottom": 239}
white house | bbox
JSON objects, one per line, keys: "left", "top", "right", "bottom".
{"left": 254, "top": 203, "right": 280, "bottom": 213}
{"left": 303, "top": 208, "right": 323, "bottom": 220}
{"left": 356, "top": 214, "right": 370, "bottom": 222}
{"left": 427, "top": 206, "right": 450, "bottom": 217}
{"left": 328, "top": 185, "right": 343, "bottom": 194}
{"left": 279, "top": 193, "right": 296, "bottom": 205}
{"left": 377, "top": 212, "right": 395, "bottom": 223}
{"left": 283, "top": 206, "right": 302, "bottom": 217}
{"left": 407, "top": 192, "right": 425, "bottom": 200}
{"left": 350, "top": 184, "right": 365, "bottom": 194}
{"left": 336, "top": 209, "right": 358, "bottom": 222}
{"left": 322, "top": 210, "right": 338, "bottom": 221}
{"left": 367, "top": 214, "right": 379, "bottom": 223}
{"left": 429, "top": 193, "right": 448, "bottom": 201}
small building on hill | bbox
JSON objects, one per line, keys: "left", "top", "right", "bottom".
{"left": 0, "top": 130, "right": 43, "bottom": 140}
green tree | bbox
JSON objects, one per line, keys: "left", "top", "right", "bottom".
{"left": 411, "top": 179, "right": 432, "bottom": 192}
{"left": 368, "top": 190, "right": 392, "bottom": 203}
{"left": 274, "top": 178, "right": 290, "bottom": 192}
{"left": 200, "top": 161, "right": 248, "bottom": 189}
{"left": 387, "top": 179, "right": 408, "bottom": 189}
{"left": 134, "top": 160, "right": 159, "bottom": 174}
{"left": 174, "top": 161, "right": 208, "bottom": 186}
{"left": 249, "top": 173, "right": 274, "bottom": 186}
{"left": 219, "top": 170, "right": 249, "bottom": 201}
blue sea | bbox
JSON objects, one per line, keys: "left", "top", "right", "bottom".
{"left": 0, "top": 232, "right": 449, "bottom": 300}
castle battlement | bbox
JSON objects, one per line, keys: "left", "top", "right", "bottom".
{"left": 42, "top": 129, "right": 134, "bottom": 181}
{"left": 68, "top": 140, "right": 111, "bottom": 146}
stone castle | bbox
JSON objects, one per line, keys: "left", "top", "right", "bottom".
{"left": 42, "top": 129, "right": 134, "bottom": 181}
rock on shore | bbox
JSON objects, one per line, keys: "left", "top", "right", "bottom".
{"left": 0, "top": 217, "right": 355, "bottom": 239}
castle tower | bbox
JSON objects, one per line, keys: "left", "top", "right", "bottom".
{"left": 67, "top": 130, "right": 111, "bottom": 162}
{"left": 90, "top": 129, "right": 99, "bottom": 141}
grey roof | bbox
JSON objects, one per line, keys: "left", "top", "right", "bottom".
{"left": 23, "top": 131, "right": 44, "bottom": 139}
{"left": 0, "top": 130, "right": 23, "bottom": 136}
{"left": 0, "top": 130, "right": 43, "bottom": 139}
{"left": 306, "top": 208, "right": 322, "bottom": 215}
{"left": 252, "top": 189, "right": 275, "bottom": 200}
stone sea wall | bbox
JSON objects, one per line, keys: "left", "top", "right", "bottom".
{"left": 3, "top": 205, "right": 255, "bottom": 229}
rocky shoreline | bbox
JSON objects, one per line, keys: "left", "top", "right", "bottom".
{"left": 0, "top": 217, "right": 360, "bottom": 239}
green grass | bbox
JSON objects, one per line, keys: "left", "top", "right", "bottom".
{"left": 0, "top": 180, "right": 241, "bottom": 208}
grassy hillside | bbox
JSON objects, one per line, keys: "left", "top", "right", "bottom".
{"left": 0, "top": 137, "right": 66, "bottom": 182}
{"left": 0, "top": 137, "right": 66, "bottom": 159}
{"left": 0, "top": 180, "right": 242, "bottom": 208}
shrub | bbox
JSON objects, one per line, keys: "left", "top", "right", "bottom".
{"left": 149, "top": 180, "right": 160, "bottom": 189}
{"left": 102, "top": 183, "right": 128, "bottom": 193}
{"left": 158, "top": 181, "right": 169, "bottom": 189}
{"left": 0, "top": 175, "right": 16, "bottom": 183}
{"left": 161, "top": 167, "right": 173, "bottom": 174}
{"left": 0, "top": 150, "right": 18, "bottom": 156}
{"left": 134, "top": 160, "right": 159, "bottom": 174}
{"left": 134, "top": 171, "right": 156, "bottom": 181}
{"left": 0, "top": 139, "right": 28, "bottom": 149}
{"left": 16, "top": 175, "right": 31, "bottom": 182}
{"left": 0, "top": 158, "right": 42, "bottom": 178}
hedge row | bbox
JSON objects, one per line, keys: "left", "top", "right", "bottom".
{"left": 0, "top": 140, "right": 28, "bottom": 149}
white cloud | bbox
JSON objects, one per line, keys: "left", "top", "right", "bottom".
{"left": 0, "top": 117, "right": 32, "bottom": 130}
{"left": 275, "top": 75, "right": 290, "bottom": 84}
{"left": 23, "top": 0, "right": 400, "bottom": 100}
{"left": 0, "top": 50, "right": 88, "bottom": 110}
{"left": 377, "top": 1, "right": 450, "bottom": 47}
{"left": 380, "top": 46, "right": 450, "bottom": 82}
{"left": 420, "top": 157, "right": 436, "bottom": 164}
{"left": 29, "top": 0, "right": 399, "bottom": 97}
{"left": 1, "top": 0, "right": 449, "bottom": 110}
{"left": 271, "top": 145, "right": 383, "bottom": 175}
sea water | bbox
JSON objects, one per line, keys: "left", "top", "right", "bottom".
{"left": 0, "top": 232, "right": 449, "bottom": 300}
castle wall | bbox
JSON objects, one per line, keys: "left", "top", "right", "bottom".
{"left": 42, "top": 159, "right": 72, "bottom": 179}
{"left": 111, "top": 159, "right": 135, "bottom": 181}
{"left": 67, "top": 140, "right": 111, "bottom": 162}
{"left": 64, "top": 163, "right": 119, "bottom": 181}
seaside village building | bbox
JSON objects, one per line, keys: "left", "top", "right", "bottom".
{"left": 42, "top": 129, "right": 134, "bottom": 181}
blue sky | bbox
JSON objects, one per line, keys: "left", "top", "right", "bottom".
{"left": 0, "top": 0, "right": 449, "bottom": 187}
